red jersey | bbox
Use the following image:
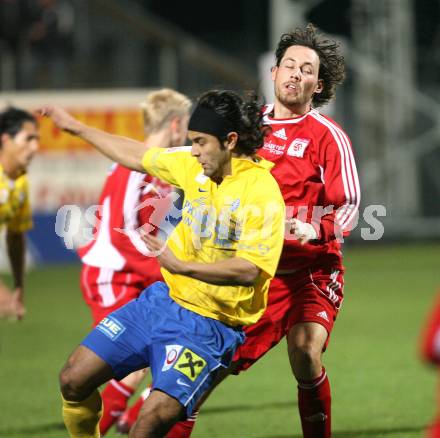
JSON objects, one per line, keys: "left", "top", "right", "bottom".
{"left": 77, "top": 163, "right": 176, "bottom": 277}
{"left": 259, "top": 105, "right": 361, "bottom": 270}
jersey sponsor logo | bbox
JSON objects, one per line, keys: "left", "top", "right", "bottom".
{"left": 273, "top": 128, "right": 287, "bottom": 140}
{"left": 96, "top": 316, "right": 126, "bottom": 340}
{"left": 262, "top": 141, "right": 286, "bottom": 155}
{"left": 287, "top": 138, "right": 310, "bottom": 158}
{"left": 316, "top": 310, "right": 329, "bottom": 322}
{"left": 162, "top": 344, "right": 184, "bottom": 371}
{"left": 173, "top": 348, "right": 207, "bottom": 381}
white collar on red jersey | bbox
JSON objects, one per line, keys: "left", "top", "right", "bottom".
{"left": 262, "top": 104, "right": 318, "bottom": 125}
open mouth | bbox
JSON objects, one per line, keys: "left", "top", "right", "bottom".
{"left": 285, "top": 83, "right": 298, "bottom": 92}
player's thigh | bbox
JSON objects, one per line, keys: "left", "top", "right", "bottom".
{"left": 232, "top": 275, "right": 296, "bottom": 372}
{"left": 285, "top": 266, "right": 343, "bottom": 351}
{"left": 140, "top": 389, "right": 185, "bottom": 424}
{"left": 60, "top": 345, "right": 114, "bottom": 397}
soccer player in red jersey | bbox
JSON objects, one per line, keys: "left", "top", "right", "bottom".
{"left": 165, "top": 24, "right": 360, "bottom": 438}
{"left": 420, "top": 291, "right": 440, "bottom": 438}
{"left": 77, "top": 88, "right": 191, "bottom": 434}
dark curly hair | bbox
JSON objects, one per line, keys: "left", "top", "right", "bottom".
{"left": 0, "top": 107, "right": 36, "bottom": 146}
{"left": 275, "top": 23, "right": 345, "bottom": 107}
{"left": 196, "top": 90, "right": 265, "bottom": 155}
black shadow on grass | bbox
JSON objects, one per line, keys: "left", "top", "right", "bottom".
{"left": 203, "top": 400, "right": 295, "bottom": 415}
{"left": 258, "top": 424, "right": 425, "bottom": 438}
{"left": 0, "top": 422, "right": 65, "bottom": 436}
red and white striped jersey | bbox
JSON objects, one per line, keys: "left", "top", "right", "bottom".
{"left": 259, "top": 105, "right": 361, "bottom": 270}
{"left": 77, "top": 163, "right": 176, "bottom": 277}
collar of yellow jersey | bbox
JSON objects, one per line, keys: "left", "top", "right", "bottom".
{"left": 229, "top": 155, "right": 274, "bottom": 176}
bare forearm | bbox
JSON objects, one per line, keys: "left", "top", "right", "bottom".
{"left": 6, "top": 231, "right": 25, "bottom": 289}
{"left": 175, "top": 257, "right": 260, "bottom": 286}
{"left": 40, "top": 106, "right": 176, "bottom": 171}
{"left": 75, "top": 124, "right": 145, "bottom": 171}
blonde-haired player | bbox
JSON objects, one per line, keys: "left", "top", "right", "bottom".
{"left": 76, "top": 88, "right": 190, "bottom": 434}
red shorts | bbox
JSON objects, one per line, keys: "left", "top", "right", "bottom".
{"left": 80, "top": 264, "right": 163, "bottom": 327}
{"left": 419, "top": 290, "right": 440, "bottom": 365}
{"left": 233, "top": 265, "right": 344, "bottom": 372}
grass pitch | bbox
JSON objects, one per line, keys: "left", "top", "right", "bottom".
{"left": 0, "top": 243, "right": 439, "bottom": 438}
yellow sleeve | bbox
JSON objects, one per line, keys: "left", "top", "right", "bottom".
{"left": 236, "top": 182, "right": 285, "bottom": 278}
{"left": 141, "top": 146, "right": 194, "bottom": 189}
{"left": 8, "top": 176, "right": 33, "bottom": 233}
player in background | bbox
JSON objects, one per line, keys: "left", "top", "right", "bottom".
{"left": 0, "top": 108, "right": 39, "bottom": 320}
{"left": 419, "top": 290, "right": 440, "bottom": 437}
{"left": 164, "top": 24, "right": 360, "bottom": 438}
{"left": 40, "top": 89, "right": 285, "bottom": 437}
{"left": 76, "top": 89, "right": 191, "bottom": 434}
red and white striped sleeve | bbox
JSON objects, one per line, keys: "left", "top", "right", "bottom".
{"left": 311, "top": 113, "right": 361, "bottom": 241}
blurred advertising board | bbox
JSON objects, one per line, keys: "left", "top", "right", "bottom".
{"left": 1, "top": 89, "right": 149, "bottom": 264}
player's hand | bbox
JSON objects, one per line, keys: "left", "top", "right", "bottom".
{"left": 0, "top": 286, "right": 25, "bottom": 321}
{"left": 140, "top": 232, "right": 184, "bottom": 274}
{"left": 37, "top": 106, "right": 83, "bottom": 135}
{"left": 288, "top": 218, "right": 318, "bottom": 245}
{"left": 12, "top": 288, "right": 26, "bottom": 321}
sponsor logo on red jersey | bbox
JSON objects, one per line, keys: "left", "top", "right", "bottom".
{"left": 263, "top": 141, "right": 286, "bottom": 155}
{"left": 287, "top": 138, "right": 310, "bottom": 158}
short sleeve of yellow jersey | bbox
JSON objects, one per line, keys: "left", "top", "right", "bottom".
{"left": 141, "top": 146, "right": 193, "bottom": 189}
{"left": 236, "top": 181, "right": 285, "bottom": 279}
{"left": 8, "top": 175, "right": 33, "bottom": 233}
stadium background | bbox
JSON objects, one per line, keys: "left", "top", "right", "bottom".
{"left": 0, "top": 1, "right": 439, "bottom": 437}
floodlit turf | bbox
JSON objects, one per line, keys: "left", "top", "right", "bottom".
{"left": 0, "top": 243, "right": 439, "bottom": 438}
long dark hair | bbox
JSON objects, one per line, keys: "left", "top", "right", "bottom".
{"left": 196, "top": 90, "right": 265, "bottom": 155}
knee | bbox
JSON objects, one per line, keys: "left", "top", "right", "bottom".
{"left": 290, "top": 341, "right": 321, "bottom": 368}
{"left": 288, "top": 340, "right": 324, "bottom": 381}
{"left": 59, "top": 362, "right": 88, "bottom": 401}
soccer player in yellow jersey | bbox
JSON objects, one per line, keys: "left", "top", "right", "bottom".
{"left": 0, "top": 108, "right": 39, "bottom": 320}
{"left": 41, "top": 90, "right": 285, "bottom": 438}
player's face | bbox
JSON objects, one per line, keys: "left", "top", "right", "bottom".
{"left": 271, "top": 45, "right": 323, "bottom": 112}
{"left": 189, "top": 130, "right": 231, "bottom": 182}
{"left": 1, "top": 121, "right": 39, "bottom": 175}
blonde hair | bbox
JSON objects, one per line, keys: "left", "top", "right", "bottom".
{"left": 140, "top": 88, "right": 191, "bottom": 135}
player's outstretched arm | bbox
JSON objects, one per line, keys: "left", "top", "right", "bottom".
{"left": 142, "top": 233, "right": 260, "bottom": 286}
{"left": 38, "top": 106, "right": 170, "bottom": 171}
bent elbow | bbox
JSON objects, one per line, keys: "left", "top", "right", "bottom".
{"left": 239, "top": 266, "right": 260, "bottom": 286}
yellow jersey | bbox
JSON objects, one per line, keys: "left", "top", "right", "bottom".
{"left": 0, "top": 165, "right": 33, "bottom": 233}
{"left": 142, "top": 146, "right": 285, "bottom": 326}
